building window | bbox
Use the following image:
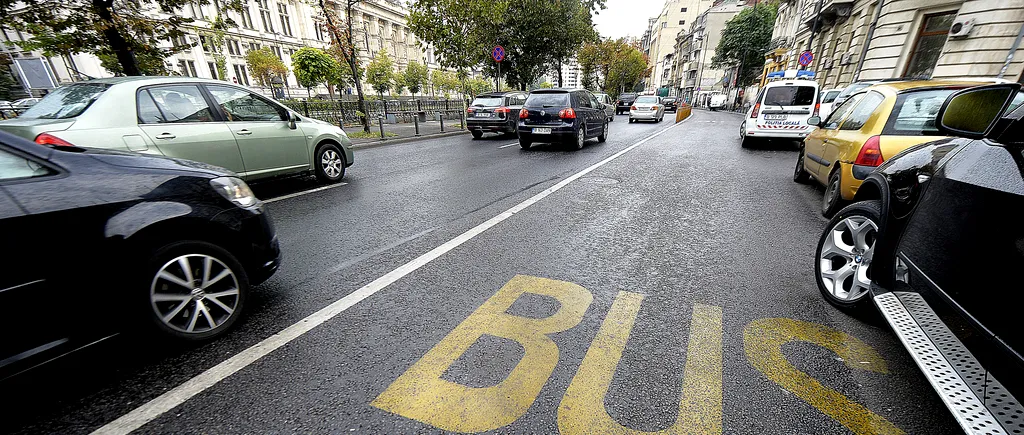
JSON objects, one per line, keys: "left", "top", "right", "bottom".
{"left": 233, "top": 64, "right": 251, "bottom": 86}
{"left": 200, "top": 35, "right": 212, "bottom": 52}
{"left": 314, "top": 21, "right": 326, "bottom": 41}
{"left": 681, "top": 7, "right": 687, "bottom": 12}
{"left": 239, "top": 2, "right": 255, "bottom": 29}
{"left": 248, "top": 42, "right": 261, "bottom": 52}
{"left": 185, "top": 2, "right": 205, "bottom": 19}
{"left": 257, "top": 0, "right": 274, "bottom": 33}
{"left": 678, "top": 20, "right": 684, "bottom": 25}
{"left": 662, "top": 22, "right": 667, "bottom": 29}
{"left": 208, "top": 62, "right": 218, "bottom": 79}
{"left": 903, "top": 11, "right": 956, "bottom": 79}
{"left": 277, "top": 3, "right": 292, "bottom": 36}
{"left": 170, "top": 34, "right": 189, "bottom": 48}
{"left": 226, "top": 39, "right": 241, "bottom": 56}
{"left": 271, "top": 45, "right": 282, "bottom": 59}
{"left": 178, "top": 59, "right": 198, "bottom": 77}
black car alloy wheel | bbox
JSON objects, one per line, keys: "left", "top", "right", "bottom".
{"left": 815, "top": 201, "right": 881, "bottom": 308}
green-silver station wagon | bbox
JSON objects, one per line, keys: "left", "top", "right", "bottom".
{"left": 0, "top": 77, "right": 353, "bottom": 183}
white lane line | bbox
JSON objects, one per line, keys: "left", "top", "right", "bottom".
{"left": 498, "top": 142, "right": 519, "bottom": 149}
{"left": 264, "top": 183, "right": 348, "bottom": 203}
{"left": 91, "top": 117, "right": 691, "bottom": 435}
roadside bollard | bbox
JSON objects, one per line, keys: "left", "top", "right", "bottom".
{"left": 378, "top": 116, "right": 385, "bottom": 140}
{"left": 460, "top": 110, "right": 466, "bottom": 130}
{"left": 414, "top": 115, "right": 420, "bottom": 136}
{"left": 439, "top": 112, "right": 445, "bottom": 133}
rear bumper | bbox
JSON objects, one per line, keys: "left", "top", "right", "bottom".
{"left": 744, "top": 125, "right": 813, "bottom": 139}
{"left": 629, "top": 111, "right": 659, "bottom": 120}
{"left": 467, "top": 118, "right": 515, "bottom": 132}
{"left": 518, "top": 123, "right": 576, "bottom": 142}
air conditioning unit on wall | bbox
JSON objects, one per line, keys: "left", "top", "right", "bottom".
{"left": 949, "top": 17, "right": 975, "bottom": 38}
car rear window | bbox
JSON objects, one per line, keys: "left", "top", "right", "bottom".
{"left": 883, "top": 89, "right": 957, "bottom": 135}
{"left": 763, "top": 86, "right": 816, "bottom": 106}
{"left": 470, "top": 97, "right": 503, "bottom": 107}
{"left": 18, "top": 83, "right": 111, "bottom": 119}
{"left": 635, "top": 96, "right": 659, "bottom": 104}
{"left": 821, "top": 90, "right": 841, "bottom": 104}
{"left": 525, "top": 93, "right": 569, "bottom": 107}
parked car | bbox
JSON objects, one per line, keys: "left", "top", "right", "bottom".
{"left": 818, "top": 88, "right": 842, "bottom": 120}
{"left": 740, "top": 78, "right": 819, "bottom": 147}
{"left": 615, "top": 92, "right": 638, "bottom": 115}
{"left": 466, "top": 91, "right": 527, "bottom": 139}
{"left": 709, "top": 94, "right": 727, "bottom": 111}
{"left": 0, "top": 77, "right": 354, "bottom": 183}
{"left": 813, "top": 83, "right": 1024, "bottom": 435}
{"left": 11, "top": 98, "right": 40, "bottom": 110}
{"left": 0, "top": 129, "right": 280, "bottom": 379}
{"left": 593, "top": 92, "right": 616, "bottom": 122}
{"left": 629, "top": 95, "right": 665, "bottom": 123}
{"left": 794, "top": 80, "right": 1003, "bottom": 217}
{"left": 517, "top": 89, "right": 610, "bottom": 150}
{"left": 661, "top": 97, "right": 678, "bottom": 112}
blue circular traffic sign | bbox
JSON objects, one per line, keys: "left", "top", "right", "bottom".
{"left": 492, "top": 46, "right": 505, "bottom": 63}
{"left": 799, "top": 51, "right": 814, "bottom": 67}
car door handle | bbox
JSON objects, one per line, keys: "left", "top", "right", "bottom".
{"left": 154, "top": 133, "right": 175, "bottom": 140}
{"left": 236, "top": 129, "right": 252, "bottom": 135}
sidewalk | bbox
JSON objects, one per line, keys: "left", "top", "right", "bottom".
{"left": 345, "top": 119, "right": 468, "bottom": 146}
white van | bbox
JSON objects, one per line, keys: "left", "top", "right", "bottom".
{"left": 709, "top": 94, "right": 727, "bottom": 111}
{"left": 740, "top": 79, "right": 819, "bottom": 147}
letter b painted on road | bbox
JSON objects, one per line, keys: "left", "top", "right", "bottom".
{"left": 370, "top": 275, "right": 593, "bottom": 432}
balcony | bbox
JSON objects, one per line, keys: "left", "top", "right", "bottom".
{"left": 801, "top": 0, "right": 854, "bottom": 26}
{"left": 684, "top": 78, "right": 696, "bottom": 88}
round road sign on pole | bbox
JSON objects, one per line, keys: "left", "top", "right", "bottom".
{"left": 799, "top": 51, "right": 814, "bottom": 67}
{"left": 492, "top": 46, "right": 505, "bottom": 63}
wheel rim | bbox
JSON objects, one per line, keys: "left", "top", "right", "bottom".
{"left": 824, "top": 176, "right": 840, "bottom": 210}
{"left": 322, "top": 149, "right": 342, "bottom": 179}
{"left": 819, "top": 216, "right": 877, "bottom": 301}
{"left": 577, "top": 126, "right": 585, "bottom": 148}
{"left": 740, "top": 123, "right": 746, "bottom": 139}
{"left": 151, "top": 254, "right": 240, "bottom": 334}
{"left": 604, "top": 122, "right": 609, "bottom": 137}
{"left": 795, "top": 153, "right": 804, "bottom": 177}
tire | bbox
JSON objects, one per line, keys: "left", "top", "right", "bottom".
{"left": 314, "top": 142, "right": 346, "bottom": 183}
{"left": 572, "top": 124, "right": 586, "bottom": 150}
{"left": 519, "top": 139, "right": 532, "bottom": 150}
{"left": 628, "top": 118, "right": 634, "bottom": 124}
{"left": 815, "top": 200, "right": 882, "bottom": 309}
{"left": 598, "top": 121, "right": 608, "bottom": 142}
{"left": 822, "top": 168, "right": 845, "bottom": 217}
{"left": 471, "top": 130, "right": 483, "bottom": 139}
{"left": 793, "top": 147, "right": 812, "bottom": 184}
{"left": 144, "top": 241, "right": 248, "bottom": 341}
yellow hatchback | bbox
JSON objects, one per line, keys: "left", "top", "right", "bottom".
{"left": 793, "top": 80, "right": 988, "bottom": 216}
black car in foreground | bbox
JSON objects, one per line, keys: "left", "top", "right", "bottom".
{"left": 814, "top": 83, "right": 1023, "bottom": 435}
{"left": 466, "top": 91, "right": 527, "bottom": 139}
{"left": 517, "top": 89, "right": 609, "bottom": 150}
{"left": 615, "top": 92, "right": 638, "bottom": 115}
{"left": 0, "top": 130, "right": 280, "bottom": 380}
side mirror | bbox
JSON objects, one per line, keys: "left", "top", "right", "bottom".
{"left": 287, "top": 112, "right": 298, "bottom": 130}
{"left": 806, "top": 116, "right": 821, "bottom": 127}
{"left": 936, "top": 83, "right": 1021, "bottom": 139}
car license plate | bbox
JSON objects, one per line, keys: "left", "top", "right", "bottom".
{"left": 764, "top": 114, "right": 787, "bottom": 120}
{"left": 476, "top": 113, "right": 492, "bottom": 118}
{"left": 533, "top": 128, "right": 552, "bottom": 134}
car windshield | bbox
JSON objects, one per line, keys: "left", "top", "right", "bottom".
{"left": 525, "top": 93, "right": 569, "bottom": 107}
{"left": 763, "top": 86, "right": 815, "bottom": 106}
{"left": 18, "top": 84, "right": 111, "bottom": 119}
{"left": 821, "top": 90, "right": 841, "bottom": 103}
{"left": 620, "top": 93, "right": 636, "bottom": 99}
{"left": 471, "top": 97, "right": 503, "bottom": 107}
{"left": 635, "top": 96, "right": 659, "bottom": 104}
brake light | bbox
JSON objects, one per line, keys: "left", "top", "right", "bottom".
{"left": 35, "top": 133, "right": 75, "bottom": 147}
{"left": 750, "top": 103, "right": 760, "bottom": 118}
{"left": 617, "top": 100, "right": 622, "bottom": 105}
{"left": 652, "top": 105, "right": 659, "bottom": 110}
{"left": 630, "top": 106, "right": 637, "bottom": 111}
{"left": 495, "top": 107, "right": 510, "bottom": 115}
{"left": 854, "top": 135, "right": 884, "bottom": 167}
{"left": 559, "top": 108, "right": 576, "bottom": 119}
{"left": 813, "top": 103, "right": 820, "bottom": 117}
{"left": 519, "top": 108, "right": 528, "bottom": 119}
{"left": 467, "top": 108, "right": 475, "bottom": 115}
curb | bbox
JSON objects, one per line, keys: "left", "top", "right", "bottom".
{"left": 348, "top": 130, "right": 470, "bottom": 150}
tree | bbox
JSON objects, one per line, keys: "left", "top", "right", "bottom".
{"left": 403, "top": 60, "right": 428, "bottom": 95}
{"left": 317, "top": 0, "right": 370, "bottom": 132}
{"left": 291, "top": 47, "right": 338, "bottom": 98}
{"left": 246, "top": 48, "right": 289, "bottom": 87}
{"left": 579, "top": 38, "right": 650, "bottom": 98}
{"left": 711, "top": 2, "right": 779, "bottom": 88}
{"left": 431, "top": 70, "right": 457, "bottom": 98}
{"left": 365, "top": 51, "right": 395, "bottom": 98}
{"left": 539, "top": 81, "right": 554, "bottom": 89}
{"left": 547, "top": 0, "right": 600, "bottom": 87}
{"left": 467, "top": 77, "right": 491, "bottom": 97}
{"left": 393, "top": 70, "right": 407, "bottom": 96}
{"left": 1, "top": 0, "right": 240, "bottom": 76}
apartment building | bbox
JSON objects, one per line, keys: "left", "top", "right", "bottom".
{"left": 1, "top": 0, "right": 441, "bottom": 97}
{"left": 647, "top": 0, "right": 714, "bottom": 94}
{"left": 674, "top": 2, "right": 748, "bottom": 103}
{"left": 763, "top": 0, "right": 1024, "bottom": 89}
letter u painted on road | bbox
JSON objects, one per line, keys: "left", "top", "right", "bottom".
{"left": 370, "top": 275, "right": 593, "bottom": 433}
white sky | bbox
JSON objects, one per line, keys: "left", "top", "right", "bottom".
{"left": 592, "top": 0, "right": 665, "bottom": 40}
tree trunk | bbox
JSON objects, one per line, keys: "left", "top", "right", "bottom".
{"left": 93, "top": 0, "right": 139, "bottom": 76}
{"left": 556, "top": 58, "right": 563, "bottom": 87}
{"left": 320, "top": 0, "right": 370, "bottom": 133}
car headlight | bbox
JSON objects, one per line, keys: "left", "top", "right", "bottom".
{"left": 210, "top": 176, "right": 259, "bottom": 208}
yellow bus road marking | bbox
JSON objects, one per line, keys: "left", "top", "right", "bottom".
{"left": 744, "top": 318, "right": 903, "bottom": 435}
{"left": 558, "top": 294, "right": 723, "bottom": 434}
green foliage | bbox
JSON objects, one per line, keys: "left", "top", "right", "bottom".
{"left": 348, "top": 130, "right": 398, "bottom": 139}
{"left": 246, "top": 48, "right": 289, "bottom": 87}
{"left": 539, "top": 81, "right": 554, "bottom": 89}
{"left": 578, "top": 38, "right": 650, "bottom": 98}
{"left": 403, "top": 60, "right": 428, "bottom": 95}
{"left": 366, "top": 51, "right": 395, "bottom": 97}
{"left": 393, "top": 70, "right": 407, "bottom": 96}
{"left": 292, "top": 47, "right": 338, "bottom": 90}
{"left": 409, "top": 0, "right": 603, "bottom": 90}
{"left": 467, "top": 77, "right": 492, "bottom": 97}
{"left": 2, "top": 0, "right": 242, "bottom": 76}
{"left": 711, "top": 2, "right": 779, "bottom": 87}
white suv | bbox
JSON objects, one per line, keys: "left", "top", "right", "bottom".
{"left": 740, "top": 79, "right": 819, "bottom": 147}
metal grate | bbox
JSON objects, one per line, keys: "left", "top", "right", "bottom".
{"left": 875, "top": 292, "right": 1006, "bottom": 435}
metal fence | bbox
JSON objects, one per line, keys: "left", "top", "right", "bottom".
{"left": 278, "top": 98, "right": 469, "bottom": 126}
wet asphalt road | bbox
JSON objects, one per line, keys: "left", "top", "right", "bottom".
{"left": 1, "top": 110, "right": 960, "bottom": 434}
